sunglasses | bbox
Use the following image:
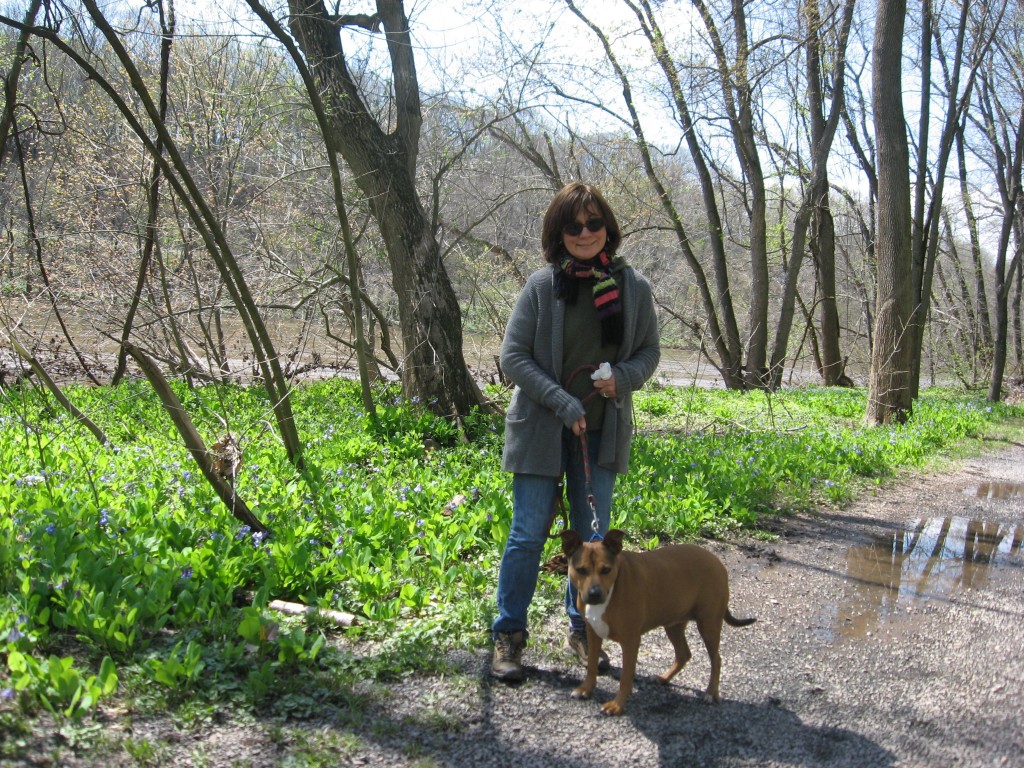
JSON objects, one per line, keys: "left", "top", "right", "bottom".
{"left": 562, "top": 217, "right": 606, "bottom": 237}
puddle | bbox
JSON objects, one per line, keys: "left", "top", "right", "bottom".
{"left": 963, "top": 481, "right": 1024, "bottom": 500}
{"left": 826, "top": 517, "right": 1024, "bottom": 640}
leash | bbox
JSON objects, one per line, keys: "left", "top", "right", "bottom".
{"left": 545, "top": 479, "right": 569, "bottom": 539}
{"left": 577, "top": 429, "right": 602, "bottom": 539}
{"left": 558, "top": 363, "right": 607, "bottom": 540}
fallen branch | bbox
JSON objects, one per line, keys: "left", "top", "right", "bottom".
{"left": 268, "top": 599, "right": 360, "bottom": 627}
{"left": 4, "top": 330, "right": 110, "bottom": 446}
{"left": 124, "top": 342, "right": 267, "bottom": 534}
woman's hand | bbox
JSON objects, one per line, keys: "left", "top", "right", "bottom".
{"left": 593, "top": 373, "right": 617, "bottom": 400}
{"left": 571, "top": 415, "right": 587, "bottom": 436}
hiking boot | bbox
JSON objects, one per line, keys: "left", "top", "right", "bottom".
{"left": 567, "top": 628, "right": 610, "bottom": 672}
{"left": 491, "top": 631, "right": 526, "bottom": 682}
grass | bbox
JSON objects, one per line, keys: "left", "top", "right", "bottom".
{"left": 0, "top": 376, "right": 1021, "bottom": 757}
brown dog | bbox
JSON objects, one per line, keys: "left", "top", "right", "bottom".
{"left": 560, "top": 529, "right": 755, "bottom": 715}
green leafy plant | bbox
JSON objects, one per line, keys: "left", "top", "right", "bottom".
{"left": 6, "top": 652, "right": 117, "bottom": 718}
{"left": 145, "top": 640, "right": 206, "bottom": 688}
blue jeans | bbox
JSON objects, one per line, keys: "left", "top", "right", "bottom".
{"left": 493, "top": 429, "right": 615, "bottom": 638}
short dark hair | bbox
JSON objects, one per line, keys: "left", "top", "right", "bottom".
{"left": 541, "top": 182, "right": 621, "bottom": 263}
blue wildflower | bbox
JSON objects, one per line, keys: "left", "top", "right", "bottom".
{"left": 180, "top": 567, "right": 193, "bottom": 581}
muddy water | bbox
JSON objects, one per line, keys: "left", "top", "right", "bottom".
{"left": 825, "top": 515, "right": 1024, "bottom": 641}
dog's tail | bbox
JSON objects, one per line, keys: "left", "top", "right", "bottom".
{"left": 725, "top": 609, "right": 756, "bottom": 628}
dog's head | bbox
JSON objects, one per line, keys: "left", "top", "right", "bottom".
{"left": 560, "top": 529, "right": 626, "bottom": 606}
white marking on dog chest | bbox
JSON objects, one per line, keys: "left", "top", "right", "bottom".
{"left": 584, "top": 586, "right": 614, "bottom": 639}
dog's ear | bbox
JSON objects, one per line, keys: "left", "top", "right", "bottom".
{"left": 603, "top": 529, "right": 626, "bottom": 555}
{"left": 560, "top": 529, "right": 583, "bottom": 557}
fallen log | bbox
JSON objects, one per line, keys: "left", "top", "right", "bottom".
{"left": 268, "top": 599, "right": 360, "bottom": 627}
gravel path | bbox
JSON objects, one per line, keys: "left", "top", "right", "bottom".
{"left": 334, "top": 439, "right": 1024, "bottom": 768}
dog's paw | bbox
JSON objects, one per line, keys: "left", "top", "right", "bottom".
{"left": 570, "top": 686, "right": 593, "bottom": 700}
{"left": 601, "top": 700, "right": 626, "bottom": 716}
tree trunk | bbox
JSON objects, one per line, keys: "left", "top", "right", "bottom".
{"left": 769, "top": 0, "right": 854, "bottom": 390}
{"left": 814, "top": 198, "right": 850, "bottom": 386}
{"left": 285, "top": 0, "right": 487, "bottom": 418}
{"left": 907, "top": 0, "right": 984, "bottom": 399}
{"left": 867, "top": 0, "right": 915, "bottom": 425}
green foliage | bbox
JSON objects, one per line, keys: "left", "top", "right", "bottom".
{"left": 0, "top": 379, "right": 1019, "bottom": 723}
{"left": 144, "top": 640, "right": 206, "bottom": 689}
{"left": 6, "top": 651, "right": 117, "bottom": 719}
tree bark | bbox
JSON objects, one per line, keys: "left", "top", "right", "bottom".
{"left": 867, "top": 0, "right": 915, "bottom": 425}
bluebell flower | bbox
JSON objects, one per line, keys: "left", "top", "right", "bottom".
{"left": 180, "top": 567, "right": 193, "bottom": 581}
{"left": 0, "top": 688, "right": 15, "bottom": 701}
{"left": 235, "top": 525, "right": 252, "bottom": 540}
{"left": 44, "top": 523, "right": 56, "bottom": 535}
{"left": 252, "top": 530, "right": 267, "bottom": 546}
{"left": 5, "top": 627, "right": 24, "bottom": 643}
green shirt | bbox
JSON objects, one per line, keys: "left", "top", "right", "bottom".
{"left": 562, "top": 278, "right": 619, "bottom": 431}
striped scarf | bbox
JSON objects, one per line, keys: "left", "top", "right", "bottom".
{"left": 557, "top": 251, "right": 624, "bottom": 346}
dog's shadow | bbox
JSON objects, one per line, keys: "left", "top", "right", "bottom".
{"left": 570, "top": 671, "right": 895, "bottom": 767}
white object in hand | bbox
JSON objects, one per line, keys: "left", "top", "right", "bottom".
{"left": 591, "top": 362, "right": 612, "bottom": 381}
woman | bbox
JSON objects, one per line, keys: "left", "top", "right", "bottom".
{"left": 491, "top": 182, "right": 661, "bottom": 681}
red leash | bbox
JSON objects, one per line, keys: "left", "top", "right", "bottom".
{"left": 563, "top": 364, "right": 604, "bottom": 538}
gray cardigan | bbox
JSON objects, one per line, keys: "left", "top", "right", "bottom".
{"left": 500, "top": 263, "right": 660, "bottom": 476}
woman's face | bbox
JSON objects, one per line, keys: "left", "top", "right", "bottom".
{"left": 562, "top": 206, "right": 607, "bottom": 261}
